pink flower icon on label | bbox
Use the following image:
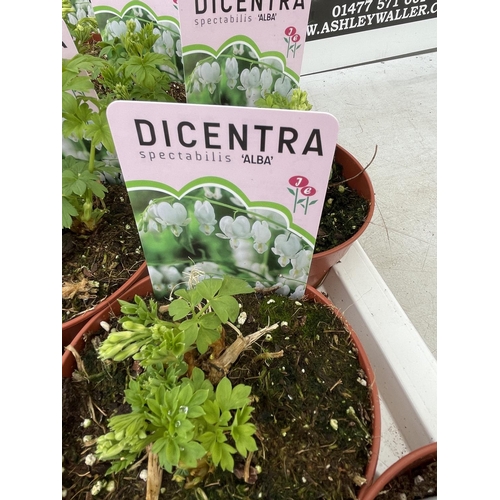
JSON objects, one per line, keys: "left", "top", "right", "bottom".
{"left": 288, "top": 176, "right": 318, "bottom": 215}
{"left": 284, "top": 26, "right": 301, "bottom": 58}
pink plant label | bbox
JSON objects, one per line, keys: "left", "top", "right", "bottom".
{"left": 178, "top": 0, "right": 312, "bottom": 105}
{"left": 92, "top": 0, "right": 180, "bottom": 25}
{"left": 107, "top": 100, "right": 338, "bottom": 299}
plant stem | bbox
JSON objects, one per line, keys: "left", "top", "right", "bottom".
{"left": 82, "top": 138, "right": 97, "bottom": 223}
{"left": 88, "top": 137, "right": 96, "bottom": 174}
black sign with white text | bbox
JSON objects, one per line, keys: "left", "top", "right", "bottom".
{"left": 306, "top": 0, "right": 437, "bottom": 41}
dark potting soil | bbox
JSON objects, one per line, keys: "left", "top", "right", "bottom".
{"left": 62, "top": 291, "right": 376, "bottom": 499}
{"left": 62, "top": 184, "right": 146, "bottom": 324}
{"left": 376, "top": 457, "right": 437, "bottom": 499}
{"left": 314, "top": 161, "right": 371, "bottom": 255}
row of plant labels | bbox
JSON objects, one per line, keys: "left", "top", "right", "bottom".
{"left": 80, "top": 0, "right": 312, "bottom": 106}
{"left": 64, "top": 0, "right": 341, "bottom": 299}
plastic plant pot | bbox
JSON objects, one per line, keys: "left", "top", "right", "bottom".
{"left": 62, "top": 261, "right": 149, "bottom": 349}
{"left": 63, "top": 277, "right": 381, "bottom": 495}
{"left": 308, "top": 145, "right": 375, "bottom": 288}
{"left": 358, "top": 442, "right": 437, "bottom": 500}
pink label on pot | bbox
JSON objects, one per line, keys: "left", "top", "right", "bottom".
{"left": 107, "top": 100, "right": 338, "bottom": 299}
{"left": 178, "top": 0, "right": 312, "bottom": 105}
{"left": 92, "top": 0, "right": 179, "bottom": 23}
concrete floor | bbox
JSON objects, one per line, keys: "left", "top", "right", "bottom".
{"left": 300, "top": 52, "right": 437, "bottom": 358}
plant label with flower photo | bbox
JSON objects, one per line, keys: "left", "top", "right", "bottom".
{"left": 107, "top": 100, "right": 338, "bottom": 299}
{"left": 91, "top": 0, "right": 184, "bottom": 83}
{"left": 178, "top": 0, "right": 312, "bottom": 106}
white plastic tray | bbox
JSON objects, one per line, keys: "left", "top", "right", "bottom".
{"left": 317, "top": 242, "right": 437, "bottom": 477}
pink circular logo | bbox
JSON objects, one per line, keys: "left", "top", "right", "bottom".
{"left": 289, "top": 176, "right": 309, "bottom": 188}
{"left": 301, "top": 186, "right": 317, "bottom": 197}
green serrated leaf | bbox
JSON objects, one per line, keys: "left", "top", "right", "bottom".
{"left": 228, "top": 384, "right": 251, "bottom": 409}
{"left": 62, "top": 197, "right": 79, "bottom": 228}
{"left": 190, "top": 367, "right": 214, "bottom": 394}
{"left": 189, "top": 388, "right": 210, "bottom": 408}
{"left": 210, "top": 295, "right": 239, "bottom": 323}
{"left": 179, "top": 441, "right": 206, "bottom": 469}
{"left": 178, "top": 383, "right": 194, "bottom": 406}
{"left": 85, "top": 111, "right": 115, "bottom": 153}
{"left": 62, "top": 102, "right": 94, "bottom": 140}
{"left": 174, "top": 288, "right": 203, "bottom": 308}
{"left": 234, "top": 433, "right": 258, "bottom": 458}
{"left": 234, "top": 405, "right": 254, "bottom": 425}
{"left": 169, "top": 299, "right": 192, "bottom": 321}
{"left": 215, "top": 377, "right": 232, "bottom": 412}
{"left": 219, "top": 442, "right": 236, "bottom": 471}
{"left": 196, "top": 279, "right": 222, "bottom": 300}
{"left": 219, "top": 410, "right": 232, "bottom": 427}
{"left": 198, "top": 312, "right": 222, "bottom": 330}
{"left": 173, "top": 288, "right": 190, "bottom": 300}
{"left": 87, "top": 177, "right": 108, "bottom": 199}
{"left": 62, "top": 172, "right": 86, "bottom": 197}
{"left": 202, "top": 400, "right": 220, "bottom": 426}
{"left": 218, "top": 276, "right": 254, "bottom": 297}
{"left": 62, "top": 92, "right": 78, "bottom": 114}
{"left": 146, "top": 397, "right": 162, "bottom": 418}
{"left": 181, "top": 321, "right": 199, "bottom": 348}
{"left": 210, "top": 441, "right": 223, "bottom": 466}
{"left": 196, "top": 326, "right": 220, "bottom": 355}
{"left": 186, "top": 406, "right": 205, "bottom": 419}
{"left": 156, "top": 437, "right": 179, "bottom": 472}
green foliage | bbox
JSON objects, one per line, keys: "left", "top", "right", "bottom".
{"left": 62, "top": 156, "right": 119, "bottom": 231}
{"left": 62, "top": 54, "right": 115, "bottom": 232}
{"left": 255, "top": 87, "right": 313, "bottom": 111}
{"left": 117, "top": 294, "right": 161, "bottom": 326}
{"left": 62, "top": 0, "right": 99, "bottom": 54}
{"left": 96, "top": 277, "right": 257, "bottom": 478}
{"left": 170, "top": 275, "right": 254, "bottom": 353}
{"left": 96, "top": 21, "right": 177, "bottom": 103}
{"left": 62, "top": 20, "right": 177, "bottom": 232}
{"left": 198, "top": 378, "right": 257, "bottom": 471}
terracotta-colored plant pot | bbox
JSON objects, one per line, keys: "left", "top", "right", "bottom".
{"left": 62, "top": 278, "right": 381, "bottom": 493}
{"left": 62, "top": 261, "right": 149, "bottom": 350}
{"left": 305, "top": 286, "right": 381, "bottom": 497}
{"left": 62, "top": 273, "right": 152, "bottom": 378}
{"left": 308, "top": 144, "right": 375, "bottom": 288}
{"left": 358, "top": 442, "right": 437, "bottom": 500}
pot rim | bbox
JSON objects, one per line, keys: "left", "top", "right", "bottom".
{"left": 312, "top": 144, "right": 375, "bottom": 258}
{"left": 62, "top": 261, "right": 148, "bottom": 345}
{"left": 358, "top": 441, "right": 437, "bottom": 500}
{"left": 304, "top": 286, "right": 382, "bottom": 495}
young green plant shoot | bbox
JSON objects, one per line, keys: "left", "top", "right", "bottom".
{"left": 95, "top": 276, "right": 264, "bottom": 485}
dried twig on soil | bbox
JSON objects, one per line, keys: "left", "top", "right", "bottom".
{"left": 208, "top": 323, "right": 279, "bottom": 384}
{"left": 331, "top": 145, "right": 378, "bottom": 186}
